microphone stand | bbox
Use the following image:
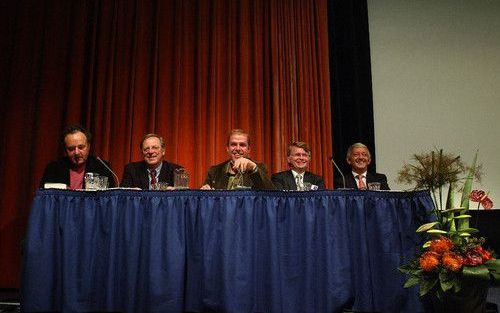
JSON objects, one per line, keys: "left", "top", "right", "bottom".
{"left": 330, "top": 157, "right": 348, "bottom": 190}
{"left": 97, "top": 156, "right": 120, "bottom": 187}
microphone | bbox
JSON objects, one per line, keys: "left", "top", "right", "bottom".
{"left": 96, "top": 156, "right": 120, "bottom": 187}
{"left": 330, "top": 156, "right": 347, "bottom": 189}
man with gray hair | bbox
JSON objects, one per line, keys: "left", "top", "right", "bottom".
{"left": 334, "top": 142, "right": 389, "bottom": 190}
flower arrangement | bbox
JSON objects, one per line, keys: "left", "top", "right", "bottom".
{"left": 397, "top": 149, "right": 500, "bottom": 299}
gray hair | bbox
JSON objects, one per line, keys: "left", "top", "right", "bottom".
{"left": 346, "top": 142, "right": 371, "bottom": 159}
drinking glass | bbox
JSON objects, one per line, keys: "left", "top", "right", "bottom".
{"left": 174, "top": 168, "right": 189, "bottom": 189}
{"left": 98, "top": 176, "right": 108, "bottom": 190}
{"left": 153, "top": 182, "right": 170, "bottom": 190}
{"left": 367, "top": 182, "right": 381, "bottom": 190}
{"left": 85, "top": 173, "right": 99, "bottom": 190}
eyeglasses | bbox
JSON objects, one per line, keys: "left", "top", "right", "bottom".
{"left": 143, "top": 146, "right": 162, "bottom": 153}
{"left": 290, "top": 153, "right": 310, "bottom": 158}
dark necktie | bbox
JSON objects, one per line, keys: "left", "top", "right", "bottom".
{"left": 150, "top": 169, "right": 157, "bottom": 189}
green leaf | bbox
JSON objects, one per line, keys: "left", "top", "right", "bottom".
{"left": 452, "top": 214, "right": 472, "bottom": 219}
{"left": 420, "top": 277, "right": 438, "bottom": 296}
{"left": 439, "top": 270, "right": 458, "bottom": 292}
{"left": 445, "top": 183, "right": 454, "bottom": 211}
{"left": 403, "top": 276, "right": 420, "bottom": 288}
{"left": 484, "top": 259, "right": 500, "bottom": 281}
{"left": 458, "top": 151, "right": 478, "bottom": 229}
{"left": 416, "top": 222, "right": 439, "bottom": 232}
{"left": 440, "top": 278, "right": 454, "bottom": 292}
{"left": 463, "top": 265, "right": 490, "bottom": 280}
{"left": 399, "top": 263, "right": 416, "bottom": 273}
{"left": 441, "top": 207, "right": 466, "bottom": 214}
{"left": 456, "top": 228, "right": 479, "bottom": 234}
{"left": 458, "top": 233, "right": 471, "bottom": 237}
{"left": 422, "top": 241, "right": 431, "bottom": 248}
{"left": 427, "top": 229, "right": 448, "bottom": 234}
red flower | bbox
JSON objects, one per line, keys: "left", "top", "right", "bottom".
{"left": 481, "top": 197, "right": 493, "bottom": 210}
{"left": 470, "top": 190, "right": 494, "bottom": 209}
{"left": 442, "top": 252, "right": 464, "bottom": 272}
{"left": 477, "top": 246, "right": 493, "bottom": 262}
{"left": 420, "top": 251, "right": 440, "bottom": 271}
{"left": 470, "top": 190, "right": 486, "bottom": 202}
{"left": 429, "top": 237, "right": 453, "bottom": 254}
{"left": 463, "top": 246, "right": 492, "bottom": 266}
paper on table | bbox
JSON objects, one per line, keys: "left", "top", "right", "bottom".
{"left": 43, "top": 183, "right": 67, "bottom": 189}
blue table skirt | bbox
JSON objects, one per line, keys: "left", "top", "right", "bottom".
{"left": 21, "top": 189, "right": 432, "bottom": 313}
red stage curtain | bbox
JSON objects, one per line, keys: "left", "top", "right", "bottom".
{"left": 0, "top": 0, "right": 332, "bottom": 287}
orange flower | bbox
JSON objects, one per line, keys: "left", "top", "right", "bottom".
{"left": 442, "top": 252, "right": 464, "bottom": 272}
{"left": 429, "top": 237, "right": 453, "bottom": 254}
{"left": 420, "top": 251, "right": 440, "bottom": 271}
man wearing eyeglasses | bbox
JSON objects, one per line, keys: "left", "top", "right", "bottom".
{"left": 271, "top": 141, "right": 326, "bottom": 191}
{"left": 121, "top": 133, "right": 182, "bottom": 190}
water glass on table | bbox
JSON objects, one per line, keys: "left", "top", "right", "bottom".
{"left": 174, "top": 168, "right": 189, "bottom": 189}
{"left": 367, "top": 182, "right": 381, "bottom": 191}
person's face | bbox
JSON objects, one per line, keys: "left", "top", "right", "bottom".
{"left": 226, "top": 134, "right": 251, "bottom": 163}
{"left": 287, "top": 146, "right": 310, "bottom": 172}
{"left": 142, "top": 137, "right": 165, "bottom": 168}
{"left": 64, "top": 131, "right": 90, "bottom": 167}
{"left": 347, "top": 147, "right": 371, "bottom": 173}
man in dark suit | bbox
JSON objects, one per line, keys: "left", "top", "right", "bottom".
{"left": 271, "top": 141, "right": 326, "bottom": 190}
{"left": 121, "top": 134, "right": 183, "bottom": 190}
{"left": 334, "top": 142, "right": 389, "bottom": 190}
{"left": 40, "top": 125, "right": 117, "bottom": 189}
{"left": 201, "top": 129, "right": 275, "bottom": 190}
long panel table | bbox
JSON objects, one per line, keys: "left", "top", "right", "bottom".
{"left": 21, "top": 189, "right": 432, "bottom": 313}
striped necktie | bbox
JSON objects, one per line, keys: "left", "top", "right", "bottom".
{"left": 357, "top": 174, "right": 366, "bottom": 190}
{"left": 150, "top": 169, "right": 157, "bottom": 189}
{"left": 296, "top": 174, "right": 304, "bottom": 191}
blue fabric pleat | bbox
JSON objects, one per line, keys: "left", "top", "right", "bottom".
{"left": 22, "top": 189, "right": 432, "bottom": 313}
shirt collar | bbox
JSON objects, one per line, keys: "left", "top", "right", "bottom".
{"left": 291, "top": 170, "right": 305, "bottom": 178}
{"left": 352, "top": 171, "right": 367, "bottom": 178}
{"left": 148, "top": 162, "right": 163, "bottom": 174}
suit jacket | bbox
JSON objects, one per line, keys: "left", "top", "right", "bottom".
{"left": 121, "top": 160, "right": 182, "bottom": 190}
{"left": 334, "top": 172, "right": 390, "bottom": 190}
{"left": 203, "top": 160, "right": 276, "bottom": 190}
{"left": 39, "top": 156, "right": 117, "bottom": 188}
{"left": 271, "top": 170, "right": 326, "bottom": 190}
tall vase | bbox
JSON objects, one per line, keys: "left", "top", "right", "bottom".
{"left": 427, "top": 279, "right": 489, "bottom": 313}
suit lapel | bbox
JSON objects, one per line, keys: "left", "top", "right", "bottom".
{"left": 365, "top": 172, "right": 375, "bottom": 184}
{"left": 158, "top": 161, "right": 169, "bottom": 183}
{"left": 140, "top": 162, "right": 150, "bottom": 189}
{"left": 286, "top": 170, "right": 297, "bottom": 190}
{"left": 347, "top": 173, "right": 358, "bottom": 189}
{"left": 303, "top": 172, "right": 311, "bottom": 184}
